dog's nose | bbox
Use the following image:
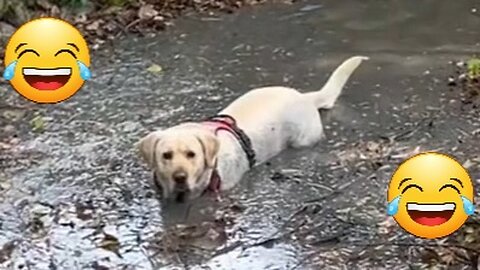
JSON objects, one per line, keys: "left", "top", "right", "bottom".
{"left": 172, "top": 171, "right": 187, "bottom": 184}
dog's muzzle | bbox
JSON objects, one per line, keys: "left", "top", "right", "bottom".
{"left": 172, "top": 170, "right": 189, "bottom": 192}
{"left": 152, "top": 171, "right": 190, "bottom": 203}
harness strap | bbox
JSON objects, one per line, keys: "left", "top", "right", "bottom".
{"left": 207, "top": 168, "right": 221, "bottom": 193}
{"left": 202, "top": 114, "right": 256, "bottom": 168}
{"left": 200, "top": 114, "right": 256, "bottom": 195}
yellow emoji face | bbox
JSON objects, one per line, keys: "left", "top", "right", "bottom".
{"left": 387, "top": 152, "right": 475, "bottom": 239}
{"left": 3, "top": 17, "right": 91, "bottom": 104}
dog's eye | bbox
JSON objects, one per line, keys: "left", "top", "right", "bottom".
{"left": 186, "top": 151, "right": 196, "bottom": 159}
{"left": 162, "top": 151, "right": 173, "bottom": 160}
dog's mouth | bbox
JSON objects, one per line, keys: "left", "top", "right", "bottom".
{"left": 407, "top": 203, "right": 456, "bottom": 226}
{"left": 152, "top": 174, "right": 190, "bottom": 203}
{"left": 175, "top": 191, "right": 187, "bottom": 203}
{"left": 173, "top": 181, "right": 190, "bottom": 203}
{"left": 23, "top": 68, "right": 71, "bottom": 90}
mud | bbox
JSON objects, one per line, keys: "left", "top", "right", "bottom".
{"left": 1, "top": 0, "right": 480, "bottom": 269}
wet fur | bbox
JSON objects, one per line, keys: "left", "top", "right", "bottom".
{"left": 138, "top": 56, "right": 368, "bottom": 201}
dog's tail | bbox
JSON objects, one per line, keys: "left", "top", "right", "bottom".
{"left": 303, "top": 56, "right": 368, "bottom": 109}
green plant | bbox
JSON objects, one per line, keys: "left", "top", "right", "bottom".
{"left": 467, "top": 58, "right": 480, "bottom": 79}
{"left": 52, "top": 0, "right": 89, "bottom": 8}
{"left": 102, "top": 0, "right": 131, "bottom": 7}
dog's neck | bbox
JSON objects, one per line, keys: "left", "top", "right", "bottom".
{"left": 209, "top": 132, "right": 250, "bottom": 191}
{"left": 202, "top": 114, "right": 256, "bottom": 168}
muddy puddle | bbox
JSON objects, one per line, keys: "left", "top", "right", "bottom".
{"left": 1, "top": 0, "right": 480, "bottom": 269}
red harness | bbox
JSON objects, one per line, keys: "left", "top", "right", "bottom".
{"left": 207, "top": 164, "right": 222, "bottom": 193}
{"left": 201, "top": 114, "right": 256, "bottom": 194}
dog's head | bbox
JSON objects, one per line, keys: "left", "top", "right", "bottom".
{"left": 138, "top": 125, "right": 219, "bottom": 202}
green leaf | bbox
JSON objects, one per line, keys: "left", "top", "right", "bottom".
{"left": 31, "top": 115, "right": 45, "bottom": 132}
{"left": 147, "top": 64, "right": 163, "bottom": 74}
{"left": 467, "top": 58, "right": 480, "bottom": 79}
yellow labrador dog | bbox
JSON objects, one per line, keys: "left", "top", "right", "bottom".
{"left": 138, "top": 56, "right": 368, "bottom": 202}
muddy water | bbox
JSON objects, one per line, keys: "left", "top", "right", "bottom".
{"left": 1, "top": 0, "right": 480, "bottom": 269}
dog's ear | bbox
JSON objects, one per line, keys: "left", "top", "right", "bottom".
{"left": 137, "top": 131, "right": 163, "bottom": 168}
{"left": 196, "top": 131, "right": 219, "bottom": 168}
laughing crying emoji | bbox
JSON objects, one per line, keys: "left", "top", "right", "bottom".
{"left": 3, "top": 17, "right": 91, "bottom": 104}
{"left": 387, "top": 152, "right": 475, "bottom": 239}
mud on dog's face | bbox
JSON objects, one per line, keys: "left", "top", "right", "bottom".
{"left": 138, "top": 128, "right": 219, "bottom": 202}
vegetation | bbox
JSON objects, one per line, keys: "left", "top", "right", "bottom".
{"left": 0, "top": 0, "right": 264, "bottom": 25}
{"left": 0, "top": 0, "right": 265, "bottom": 45}
{"left": 467, "top": 57, "right": 480, "bottom": 79}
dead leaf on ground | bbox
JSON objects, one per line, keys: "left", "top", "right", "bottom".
{"left": 438, "top": 248, "right": 456, "bottom": 266}
{"left": 420, "top": 247, "right": 440, "bottom": 264}
{"left": 0, "top": 176, "right": 12, "bottom": 192}
{"left": 0, "top": 142, "right": 11, "bottom": 150}
{"left": 138, "top": 4, "right": 158, "bottom": 20}
{"left": 86, "top": 19, "right": 103, "bottom": 31}
{"left": 3, "top": 109, "right": 25, "bottom": 122}
{"left": 147, "top": 63, "right": 163, "bottom": 74}
{"left": 99, "top": 232, "right": 120, "bottom": 255}
{"left": 0, "top": 241, "right": 15, "bottom": 263}
{"left": 31, "top": 115, "right": 45, "bottom": 132}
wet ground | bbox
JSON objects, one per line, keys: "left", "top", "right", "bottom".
{"left": 1, "top": 0, "right": 480, "bottom": 269}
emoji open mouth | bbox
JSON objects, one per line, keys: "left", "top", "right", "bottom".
{"left": 407, "top": 203, "right": 455, "bottom": 226}
{"left": 23, "top": 68, "right": 71, "bottom": 90}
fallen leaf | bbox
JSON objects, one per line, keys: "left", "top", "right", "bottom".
{"left": 0, "top": 241, "right": 15, "bottom": 263}
{"left": 30, "top": 203, "right": 52, "bottom": 216}
{"left": 35, "top": 0, "right": 54, "bottom": 10}
{"left": 463, "top": 159, "right": 473, "bottom": 169}
{"left": 86, "top": 20, "right": 101, "bottom": 31}
{"left": 439, "top": 249, "right": 456, "bottom": 265}
{"left": 99, "top": 233, "right": 120, "bottom": 254}
{"left": 0, "top": 173, "right": 12, "bottom": 192}
{"left": 92, "top": 261, "right": 110, "bottom": 270}
{"left": 420, "top": 248, "right": 439, "bottom": 264}
{"left": 465, "top": 225, "right": 475, "bottom": 234}
{"left": 31, "top": 115, "right": 45, "bottom": 132}
{"left": 138, "top": 4, "right": 158, "bottom": 20}
{"left": 3, "top": 109, "right": 25, "bottom": 122}
{"left": 147, "top": 63, "right": 163, "bottom": 74}
{"left": 0, "top": 142, "right": 11, "bottom": 150}
{"left": 464, "top": 233, "right": 476, "bottom": 243}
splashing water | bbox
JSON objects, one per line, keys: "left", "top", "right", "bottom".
{"left": 387, "top": 195, "right": 401, "bottom": 215}
{"left": 3, "top": 60, "right": 17, "bottom": 81}
{"left": 77, "top": 60, "right": 91, "bottom": 80}
{"left": 461, "top": 195, "right": 475, "bottom": 215}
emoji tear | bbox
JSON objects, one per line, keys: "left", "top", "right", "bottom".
{"left": 3, "top": 60, "right": 17, "bottom": 81}
{"left": 387, "top": 195, "right": 401, "bottom": 216}
{"left": 77, "top": 60, "right": 91, "bottom": 80}
{"left": 461, "top": 195, "right": 475, "bottom": 215}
